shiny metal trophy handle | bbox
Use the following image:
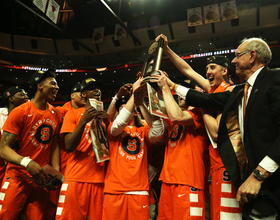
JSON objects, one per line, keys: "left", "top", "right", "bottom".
{"left": 141, "top": 38, "right": 164, "bottom": 91}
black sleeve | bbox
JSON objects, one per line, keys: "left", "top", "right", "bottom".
{"left": 185, "top": 89, "right": 231, "bottom": 111}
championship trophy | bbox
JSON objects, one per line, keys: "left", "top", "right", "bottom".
{"left": 134, "top": 38, "right": 169, "bottom": 119}
{"left": 141, "top": 38, "right": 164, "bottom": 91}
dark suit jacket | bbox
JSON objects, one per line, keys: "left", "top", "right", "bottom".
{"left": 185, "top": 67, "right": 280, "bottom": 212}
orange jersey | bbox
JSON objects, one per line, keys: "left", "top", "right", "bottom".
{"left": 209, "top": 81, "right": 231, "bottom": 171}
{"left": 60, "top": 108, "right": 106, "bottom": 183}
{"left": 2, "top": 101, "right": 61, "bottom": 179}
{"left": 56, "top": 101, "right": 73, "bottom": 118}
{"left": 209, "top": 81, "right": 231, "bottom": 94}
{"left": 56, "top": 101, "right": 74, "bottom": 175}
{"left": 159, "top": 108, "right": 208, "bottom": 189}
{"left": 104, "top": 123, "right": 151, "bottom": 194}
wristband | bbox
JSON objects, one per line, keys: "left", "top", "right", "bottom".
{"left": 171, "top": 83, "right": 177, "bottom": 91}
{"left": 20, "top": 157, "right": 32, "bottom": 168}
{"left": 112, "top": 94, "right": 119, "bottom": 105}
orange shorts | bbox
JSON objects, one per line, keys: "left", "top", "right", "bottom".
{"left": 158, "top": 183, "right": 205, "bottom": 220}
{"left": 102, "top": 193, "right": 149, "bottom": 220}
{"left": 56, "top": 181, "right": 104, "bottom": 220}
{"left": 0, "top": 176, "right": 49, "bottom": 220}
{"left": 211, "top": 167, "right": 242, "bottom": 220}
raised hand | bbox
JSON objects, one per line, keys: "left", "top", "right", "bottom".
{"left": 132, "top": 77, "right": 144, "bottom": 93}
{"left": 150, "top": 70, "right": 169, "bottom": 90}
{"left": 134, "top": 83, "right": 148, "bottom": 107}
{"left": 117, "top": 83, "right": 133, "bottom": 98}
{"left": 136, "top": 71, "right": 143, "bottom": 79}
{"left": 155, "top": 34, "right": 168, "bottom": 50}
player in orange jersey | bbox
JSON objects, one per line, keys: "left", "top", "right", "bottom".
{"left": 150, "top": 71, "right": 208, "bottom": 220}
{"left": 56, "top": 78, "right": 108, "bottom": 220}
{"left": 45, "top": 84, "right": 87, "bottom": 220}
{"left": 56, "top": 83, "right": 86, "bottom": 175}
{"left": 58, "top": 84, "right": 86, "bottom": 117}
{"left": 0, "top": 86, "right": 29, "bottom": 185}
{"left": 102, "top": 78, "right": 164, "bottom": 220}
{"left": 156, "top": 34, "right": 242, "bottom": 220}
{"left": 0, "top": 70, "right": 61, "bottom": 220}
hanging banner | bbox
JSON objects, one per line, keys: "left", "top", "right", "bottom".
{"left": 187, "top": 7, "right": 203, "bottom": 27}
{"left": 114, "top": 22, "right": 127, "bottom": 40}
{"left": 204, "top": 4, "right": 220, "bottom": 24}
{"left": 46, "top": 0, "right": 60, "bottom": 24}
{"left": 33, "top": 0, "right": 48, "bottom": 13}
{"left": 221, "top": 1, "right": 238, "bottom": 21}
{"left": 92, "top": 27, "right": 105, "bottom": 44}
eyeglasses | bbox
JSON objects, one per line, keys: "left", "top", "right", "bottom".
{"left": 235, "top": 50, "right": 250, "bottom": 60}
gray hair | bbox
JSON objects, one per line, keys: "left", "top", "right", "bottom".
{"left": 241, "top": 37, "right": 272, "bottom": 65}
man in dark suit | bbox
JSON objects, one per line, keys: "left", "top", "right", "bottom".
{"left": 151, "top": 37, "right": 280, "bottom": 219}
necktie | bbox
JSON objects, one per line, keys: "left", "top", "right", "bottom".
{"left": 243, "top": 82, "right": 250, "bottom": 118}
{"left": 226, "top": 107, "right": 248, "bottom": 180}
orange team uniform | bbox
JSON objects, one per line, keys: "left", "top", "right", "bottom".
{"left": 56, "top": 107, "right": 106, "bottom": 220}
{"left": 45, "top": 102, "right": 74, "bottom": 220}
{"left": 0, "top": 101, "right": 60, "bottom": 220}
{"left": 102, "top": 123, "right": 151, "bottom": 220}
{"left": 209, "top": 81, "right": 242, "bottom": 220}
{"left": 157, "top": 108, "right": 208, "bottom": 220}
{"left": 0, "top": 108, "right": 8, "bottom": 186}
{"left": 56, "top": 101, "right": 74, "bottom": 175}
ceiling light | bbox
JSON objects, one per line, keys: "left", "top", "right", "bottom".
{"left": 96, "top": 67, "right": 107, "bottom": 71}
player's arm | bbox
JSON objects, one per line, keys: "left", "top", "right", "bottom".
{"left": 50, "top": 134, "right": 60, "bottom": 171}
{"left": 134, "top": 83, "right": 164, "bottom": 143}
{"left": 162, "top": 87, "right": 194, "bottom": 125}
{"left": 110, "top": 95, "right": 135, "bottom": 137}
{"left": 64, "top": 106, "right": 98, "bottom": 152}
{"left": 107, "top": 83, "right": 132, "bottom": 122}
{"left": 200, "top": 110, "right": 221, "bottom": 142}
{"left": 0, "top": 131, "right": 47, "bottom": 183}
{"left": 134, "top": 83, "right": 153, "bottom": 128}
{"left": 110, "top": 78, "right": 142, "bottom": 137}
{"left": 156, "top": 34, "right": 210, "bottom": 92}
{"left": 200, "top": 86, "right": 233, "bottom": 141}
{"left": 147, "top": 117, "right": 164, "bottom": 144}
{"left": 151, "top": 71, "right": 194, "bottom": 125}
{"left": 0, "top": 131, "right": 22, "bottom": 165}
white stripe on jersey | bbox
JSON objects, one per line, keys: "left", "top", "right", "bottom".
{"left": 190, "top": 207, "right": 203, "bottom": 216}
{"left": 58, "top": 195, "right": 65, "bottom": 203}
{"left": 189, "top": 193, "right": 198, "bottom": 202}
{"left": 0, "top": 192, "right": 5, "bottom": 201}
{"left": 221, "top": 197, "right": 239, "bottom": 208}
{"left": 1, "top": 182, "right": 9, "bottom": 189}
{"left": 61, "top": 183, "right": 68, "bottom": 191}
{"left": 221, "top": 183, "right": 232, "bottom": 193}
{"left": 220, "top": 211, "right": 242, "bottom": 220}
{"left": 56, "top": 207, "right": 63, "bottom": 215}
